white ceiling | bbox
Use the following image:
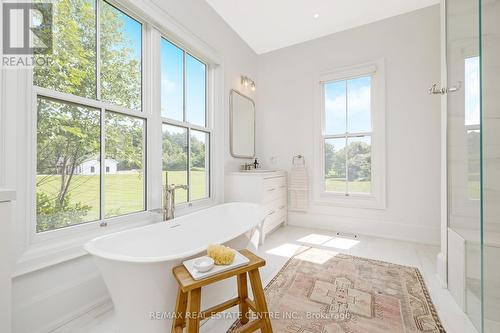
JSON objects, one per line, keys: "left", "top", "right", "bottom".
{"left": 205, "top": 0, "right": 440, "bottom": 54}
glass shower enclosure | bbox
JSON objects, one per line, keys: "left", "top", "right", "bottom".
{"left": 446, "top": 0, "right": 500, "bottom": 332}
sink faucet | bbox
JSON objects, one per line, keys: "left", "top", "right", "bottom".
{"left": 163, "top": 184, "right": 189, "bottom": 221}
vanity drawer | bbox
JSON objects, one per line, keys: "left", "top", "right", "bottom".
{"left": 263, "top": 197, "right": 287, "bottom": 230}
{"left": 263, "top": 176, "right": 287, "bottom": 201}
{"left": 263, "top": 176, "right": 286, "bottom": 190}
{"left": 225, "top": 170, "right": 287, "bottom": 244}
{"left": 263, "top": 206, "right": 287, "bottom": 235}
{"left": 263, "top": 196, "right": 287, "bottom": 216}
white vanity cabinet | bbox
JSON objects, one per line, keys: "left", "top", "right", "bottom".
{"left": 0, "top": 189, "right": 15, "bottom": 333}
{"left": 225, "top": 171, "right": 287, "bottom": 243}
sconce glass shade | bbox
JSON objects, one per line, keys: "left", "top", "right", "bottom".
{"left": 240, "top": 75, "right": 255, "bottom": 90}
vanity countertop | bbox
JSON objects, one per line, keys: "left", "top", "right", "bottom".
{"left": 0, "top": 189, "right": 16, "bottom": 202}
{"left": 229, "top": 170, "right": 285, "bottom": 177}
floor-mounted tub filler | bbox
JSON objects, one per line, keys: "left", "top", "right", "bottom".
{"left": 85, "top": 202, "right": 265, "bottom": 333}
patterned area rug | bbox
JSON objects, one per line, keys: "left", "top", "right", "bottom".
{"left": 228, "top": 248, "right": 445, "bottom": 333}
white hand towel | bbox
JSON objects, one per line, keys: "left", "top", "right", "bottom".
{"left": 289, "top": 156, "right": 308, "bottom": 211}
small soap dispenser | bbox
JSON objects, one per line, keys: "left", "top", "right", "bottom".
{"left": 253, "top": 158, "right": 260, "bottom": 169}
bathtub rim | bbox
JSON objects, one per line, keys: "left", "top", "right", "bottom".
{"left": 84, "top": 202, "right": 265, "bottom": 264}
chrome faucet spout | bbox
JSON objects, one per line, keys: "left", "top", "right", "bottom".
{"left": 163, "top": 184, "right": 188, "bottom": 221}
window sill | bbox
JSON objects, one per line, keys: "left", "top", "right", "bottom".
{"left": 314, "top": 192, "right": 386, "bottom": 210}
{"left": 13, "top": 212, "right": 159, "bottom": 277}
{"left": 13, "top": 200, "right": 219, "bottom": 277}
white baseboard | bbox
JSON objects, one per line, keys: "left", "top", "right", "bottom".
{"left": 436, "top": 251, "right": 448, "bottom": 288}
{"left": 288, "top": 212, "right": 440, "bottom": 245}
{"left": 38, "top": 296, "right": 112, "bottom": 333}
{"left": 447, "top": 228, "right": 466, "bottom": 311}
{"left": 13, "top": 265, "right": 110, "bottom": 333}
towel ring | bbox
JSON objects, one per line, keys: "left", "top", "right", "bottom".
{"left": 292, "top": 155, "right": 305, "bottom": 166}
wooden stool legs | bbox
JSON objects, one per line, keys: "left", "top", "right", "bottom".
{"left": 172, "top": 269, "right": 272, "bottom": 333}
{"left": 171, "top": 289, "right": 188, "bottom": 332}
{"left": 237, "top": 273, "right": 250, "bottom": 325}
{"left": 171, "top": 250, "right": 272, "bottom": 333}
{"left": 186, "top": 288, "right": 202, "bottom": 333}
{"left": 248, "top": 269, "right": 273, "bottom": 333}
{"left": 171, "top": 288, "right": 202, "bottom": 333}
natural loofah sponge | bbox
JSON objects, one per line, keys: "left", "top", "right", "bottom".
{"left": 207, "top": 244, "right": 235, "bottom": 265}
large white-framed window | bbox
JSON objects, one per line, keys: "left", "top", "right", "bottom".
{"left": 314, "top": 60, "right": 386, "bottom": 209}
{"left": 33, "top": 0, "right": 147, "bottom": 234}
{"left": 160, "top": 38, "right": 211, "bottom": 204}
{"left": 31, "top": 0, "right": 214, "bottom": 238}
{"left": 6, "top": 0, "right": 222, "bottom": 274}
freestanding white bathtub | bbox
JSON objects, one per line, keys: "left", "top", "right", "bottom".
{"left": 85, "top": 202, "right": 265, "bottom": 333}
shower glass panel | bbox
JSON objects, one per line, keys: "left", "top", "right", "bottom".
{"left": 446, "top": 0, "right": 482, "bottom": 330}
{"left": 481, "top": 1, "right": 500, "bottom": 332}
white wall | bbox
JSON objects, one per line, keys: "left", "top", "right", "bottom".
{"left": 9, "top": 1, "right": 258, "bottom": 332}
{"left": 256, "top": 6, "right": 442, "bottom": 245}
{"left": 0, "top": 190, "right": 15, "bottom": 333}
{"left": 148, "top": 0, "right": 258, "bottom": 172}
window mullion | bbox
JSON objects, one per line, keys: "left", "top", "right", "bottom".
{"left": 183, "top": 50, "right": 190, "bottom": 201}
{"left": 96, "top": 0, "right": 101, "bottom": 101}
{"left": 187, "top": 127, "right": 191, "bottom": 202}
{"left": 345, "top": 135, "right": 349, "bottom": 196}
{"left": 143, "top": 117, "right": 147, "bottom": 211}
{"left": 161, "top": 117, "right": 209, "bottom": 132}
{"left": 345, "top": 80, "right": 349, "bottom": 196}
{"left": 183, "top": 51, "right": 187, "bottom": 123}
{"left": 207, "top": 133, "right": 211, "bottom": 197}
{"left": 100, "top": 108, "right": 106, "bottom": 221}
{"left": 324, "top": 132, "right": 371, "bottom": 140}
{"left": 205, "top": 66, "right": 208, "bottom": 128}
{"left": 345, "top": 131, "right": 372, "bottom": 138}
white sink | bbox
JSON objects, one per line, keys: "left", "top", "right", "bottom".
{"left": 241, "top": 169, "right": 276, "bottom": 173}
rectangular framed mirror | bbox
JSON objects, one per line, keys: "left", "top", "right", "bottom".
{"left": 230, "top": 89, "right": 255, "bottom": 158}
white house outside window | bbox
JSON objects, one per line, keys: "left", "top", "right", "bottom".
{"left": 34, "top": 0, "right": 145, "bottom": 233}
{"left": 32, "top": 0, "right": 215, "bottom": 239}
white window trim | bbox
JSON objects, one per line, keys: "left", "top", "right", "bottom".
{"left": 7, "top": 0, "right": 224, "bottom": 276}
{"left": 31, "top": 1, "right": 150, "bottom": 244}
{"left": 313, "top": 59, "right": 386, "bottom": 210}
{"left": 160, "top": 37, "right": 212, "bottom": 204}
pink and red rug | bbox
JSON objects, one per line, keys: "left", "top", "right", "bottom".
{"left": 229, "top": 248, "right": 445, "bottom": 333}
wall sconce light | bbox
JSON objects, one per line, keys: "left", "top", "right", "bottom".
{"left": 241, "top": 75, "right": 256, "bottom": 91}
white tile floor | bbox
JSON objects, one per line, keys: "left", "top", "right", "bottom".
{"left": 52, "top": 226, "right": 478, "bottom": 333}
